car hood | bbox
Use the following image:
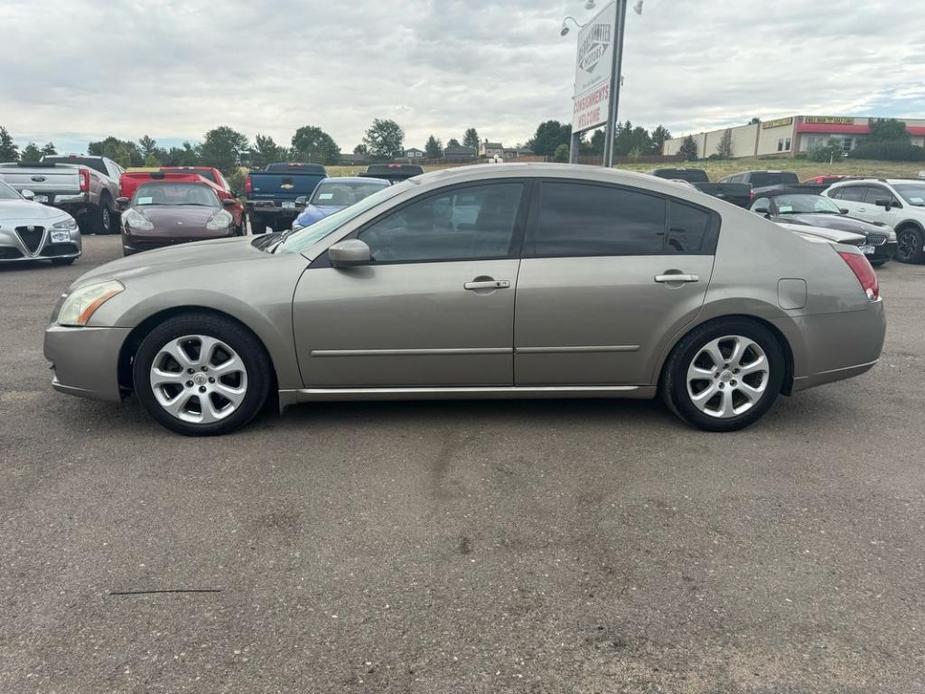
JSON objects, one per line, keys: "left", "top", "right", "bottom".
{"left": 295, "top": 204, "right": 342, "bottom": 227}
{"left": 0, "top": 198, "right": 70, "bottom": 224}
{"left": 774, "top": 213, "right": 884, "bottom": 234}
{"left": 136, "top": 205, "right": 218, "bottom": 229}
{"left": 72, "top": 235, "right": 258, "bottom": 288}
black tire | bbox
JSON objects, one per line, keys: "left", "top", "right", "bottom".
{"left": 661, "top": 318, "right": 785, "bottom": 432}
{"left": 248, "top": 212, "right": 268, "bottom": 234}
{"left": 894, "top": 225, "right": 924, "bottom": 264}
{"left": 132, "top": 312, "right": 273, "bottom": 436}
{"left": 83, "top": 197, "right": 117, "bottom": 235}
{"left": 50, "top": 257, "right": 76, "bottom": 266}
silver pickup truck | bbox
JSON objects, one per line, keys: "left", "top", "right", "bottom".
{"left": 0, "top": 155, "right": 123, "bottom": 234}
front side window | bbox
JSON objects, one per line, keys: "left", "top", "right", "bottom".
{"left": 358, "top": 183, "right": 524, "bottom": 263}
{"left": 864, "top": 186, "right": 899, "bottom": 206}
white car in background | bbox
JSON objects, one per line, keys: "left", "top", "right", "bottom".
{"left": 0, "top": 180, "right": 81, "bottom": 265}
{"left": 823, "top": 178, "right": 925, "bottom": 263}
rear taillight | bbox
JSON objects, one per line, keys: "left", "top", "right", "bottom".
{"left": 79, "top": 168, "right": 90, "bottom": 193}
{"left": 838, "top": 250, "right": 879, "bottom": 300}
{"left": 244, "top": 175, "right": 252, "bottom": 194}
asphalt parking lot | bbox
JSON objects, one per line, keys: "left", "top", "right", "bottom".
{"left": 1, "top": 236, "right": 923, "bottom": 693}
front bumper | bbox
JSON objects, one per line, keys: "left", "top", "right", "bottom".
{"left": 44, "top": 325, "right": 131, "bottom": 402}
{"left": 0, "top": 234, "right": 82, "bottom": 263}
{"left": 865, "top": 240, "right": 896, "bottom": 264}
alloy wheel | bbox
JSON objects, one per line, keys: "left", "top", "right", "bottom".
{"left": 897, "top": 229, "right": 918, "bottom": 261}
{"left": 686, "top": 335, "right": 769, "bottom": 419}
{"left": 102, "top": 206, "right": 111, "bottom": 232}
{"left": 149, "top": 335, "right": 248, "bottom": 424}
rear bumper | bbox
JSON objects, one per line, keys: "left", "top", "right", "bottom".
{"left": 791, "top": 299, "right": 885, "bottom": 392}
{"left": 44, "top": 325, "right": 131, "bottom": 402}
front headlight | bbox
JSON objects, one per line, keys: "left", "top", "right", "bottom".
{"left": 57, "top": 280, "right": 124, "bottom": 327}
{"left": 123, "top": 208, "right": 154, "bottom": 232}
{"left": 206, "top": 210, "right": 233, "bottom": 231}
{"left": 53, "top": 217, "right": 78, "bottom": 231}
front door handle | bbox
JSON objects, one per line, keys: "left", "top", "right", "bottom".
{"left": 464, "top": 279, "right": 511, "bottom": 290}
{"left": 654, "top": 273, "right": 699, "bottom": 283}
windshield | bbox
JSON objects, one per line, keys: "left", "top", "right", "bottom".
{"left": 893, "top": 184, "right": 925, "bottom": 207}
{"left": 773, "top": 194, "right": 841, "bottom": 215}
{"left": 277, "top": 180, "right": 412, "bottom": 254}
{"left": 310, "top": 179, "right": 389, "bottom": 206}
{"left": 0, "top": 180, "right": 20, "bottom": 200}
{"left": 133, "top": 183, "right": 220, "bottom": 207}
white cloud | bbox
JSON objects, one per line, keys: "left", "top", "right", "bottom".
{"left": 1, "top": 0, "right": 922, "bottom": 152}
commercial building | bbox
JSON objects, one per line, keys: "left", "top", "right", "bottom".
{"left": 663, "top": 115, "right": 925, "bottom": 159}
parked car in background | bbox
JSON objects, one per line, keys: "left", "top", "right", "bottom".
{"left": 824, "top": 178, "right": 925, "bottom": 263}
{"left": 0, "top": 155, "right": 121, "bottom": 234}
{"left": 0, "top": 179, "right": 81, "bottom": 265}
{"left": 720, "top": 170, "right": 800, "bottom": 188}
{"left": 118, "top": 180, "right": 242, "bottom": 255}
{"left": 120, "top": 171, "right": 244, "bottom": 233}
{"left": 750, "top": 189, "right": 896, "bottom": 266}
{"left": 45, "top": 164, "right": 884, "bottom": 436}
{"left": 359, "top": 163, "right": 424, "bottom": 184}
{"left": 245, "top": 163, "right": 326, "bottom": 233}
{"left": 291, "top": 177, "right": 390, "bottom": 231}
{"left": 650, "top": 167, "right": 751, "bottom": 207}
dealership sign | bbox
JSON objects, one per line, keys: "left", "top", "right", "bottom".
{"left": 572, "top": 2, "right": 616, "bottom": 133}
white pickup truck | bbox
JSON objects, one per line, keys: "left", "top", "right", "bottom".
{"left": 0, "top": 155, "right": 123, "bottom": 234}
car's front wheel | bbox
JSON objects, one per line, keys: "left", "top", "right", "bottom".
{"left": 895, "top": 225, "right": 924, "bottom": 263}
{"left": 661, "top": 319, "right": 785, "bottom": 432}
{"left": 133, "top": 313, "right": 273, "bottom": 436}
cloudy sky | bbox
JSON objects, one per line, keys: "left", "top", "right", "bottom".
{"left": 1, "top": 0, "right": 922, "bottom": 154}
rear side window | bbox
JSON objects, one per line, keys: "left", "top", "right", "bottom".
{"left": 835, "top": 185, "right": 867, "bottom": 202}
{"left": 529, "top": 182, "right": 717, "bottom": 257}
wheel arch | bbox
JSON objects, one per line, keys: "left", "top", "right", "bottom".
{"left": 117, "top": 305, "right": 281, "bottom": 396}
{"left": 653, "top": 312, "right": 796, "bottom": 396}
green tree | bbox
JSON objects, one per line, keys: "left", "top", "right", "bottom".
{"left": 678, "top": 135, "right": 698, "bottom": 161}
{"left": 716, "top": 129, "right": 733, "bottom": 159}
{"left": 363, "top": 119, "right": 404, "bottom": 160}
{"left": 20, "top": 142, "right": 42, "bottom": 162}
{"left": 199, "top": 126, "right": 249, "bottom": 173}
{"left": 144, "top": 152, "right": 161, "bottom": 167}
{"left": 446, "top": 137, "right": 461, "bottom": 148}
{"left": 868, "top": 118, "right": 909, "bottom": 144}
{"left": 529, "top": 120, "right": 571, "bottom": 157}
{"left": 88, "top": 136, "right": 143, "bottom": 167}
{"left": 291, "top": 125, "right": 340, "bottom": 165}
{"left": 163, "top": 141, "right": 201, "bottom": 166}
{"left": 0, "top": 127, "right": 20, "bottom": 161}
{"left": 250, "top": 134, "right": 288, "bottom": 169}
{"left": 808, "top": 138, "right": 844, "bottom": 163}
{"left": 463, "top": 128, "right": 480, "bottom": 150}
{"left": 553, "top": 143, "right": 570, "bottom": 162}
{"left": 612, "top": 120, "right": 654, "bottom": 157}
{"left": 41, "top": 142, "right": 57, "bottom": 156}
{"left": 425, "top": 135, "right": 443, "bottom": 159}
{"left": 353, "top": 144, "right": 368, "bottom": 156}
{"left": 650, "top": 125, "right": 671, "bottom": 154}
{"left": 138, "top": 135, "right": 158, "bottom": 158}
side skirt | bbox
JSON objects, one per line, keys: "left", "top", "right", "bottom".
{"left": 278, "top": 385, "right": 657, "bottom": 412}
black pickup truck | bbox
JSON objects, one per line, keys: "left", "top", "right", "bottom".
{"left": 650, "top": 168, "right": 751, "bottom": 208}
{"left": 245, "top": 163, "right": 326, "bottom": 233}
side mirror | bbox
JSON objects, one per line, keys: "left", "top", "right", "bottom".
{"left": 20, "top": 189, "right": 35, "bottom": 201}
{"left": 328, "top": 239, "right": 371, "bottom": 267}
{"left": 753, "top": 206, "right": 770, "bottom": 215}
{"left": 116, "top": 196, "right": 130, "bottom": 210}
{"left": 294, "top": 195, "right": 308, "bottom": 206}
{"left": 839, "top": 208, "right": 849, "bottom": 215}
{"left": 222, "top": 197, "right": 237, "bottom": 207}
{"left": 874, "top": 198, "right": 892, "bottom": 210}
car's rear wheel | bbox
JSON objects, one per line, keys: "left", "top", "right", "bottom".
{"left": 895, "top": 225, "right": 924, "bottom": 263}
{"left": 132, "top": 313, "right": 272, "bottom": 436}
{"left": 661, "top": 318, "right": 785, "bottom": 432}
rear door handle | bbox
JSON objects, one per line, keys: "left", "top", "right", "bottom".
{"left": 654, "top": 273, "right": 699, "bottom": 283}
{"left": 464, "top": 279, "right": 511, "bottom": 290}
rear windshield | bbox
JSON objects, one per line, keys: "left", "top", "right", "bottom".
{"left": 134, "top": 183, "right": 220, "bottom": 207}
{"left": 750, "top": 172, "right": 799, "bottom": 188}
{"left": 44, "top": 156, "right": 107, "bottom": 175}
